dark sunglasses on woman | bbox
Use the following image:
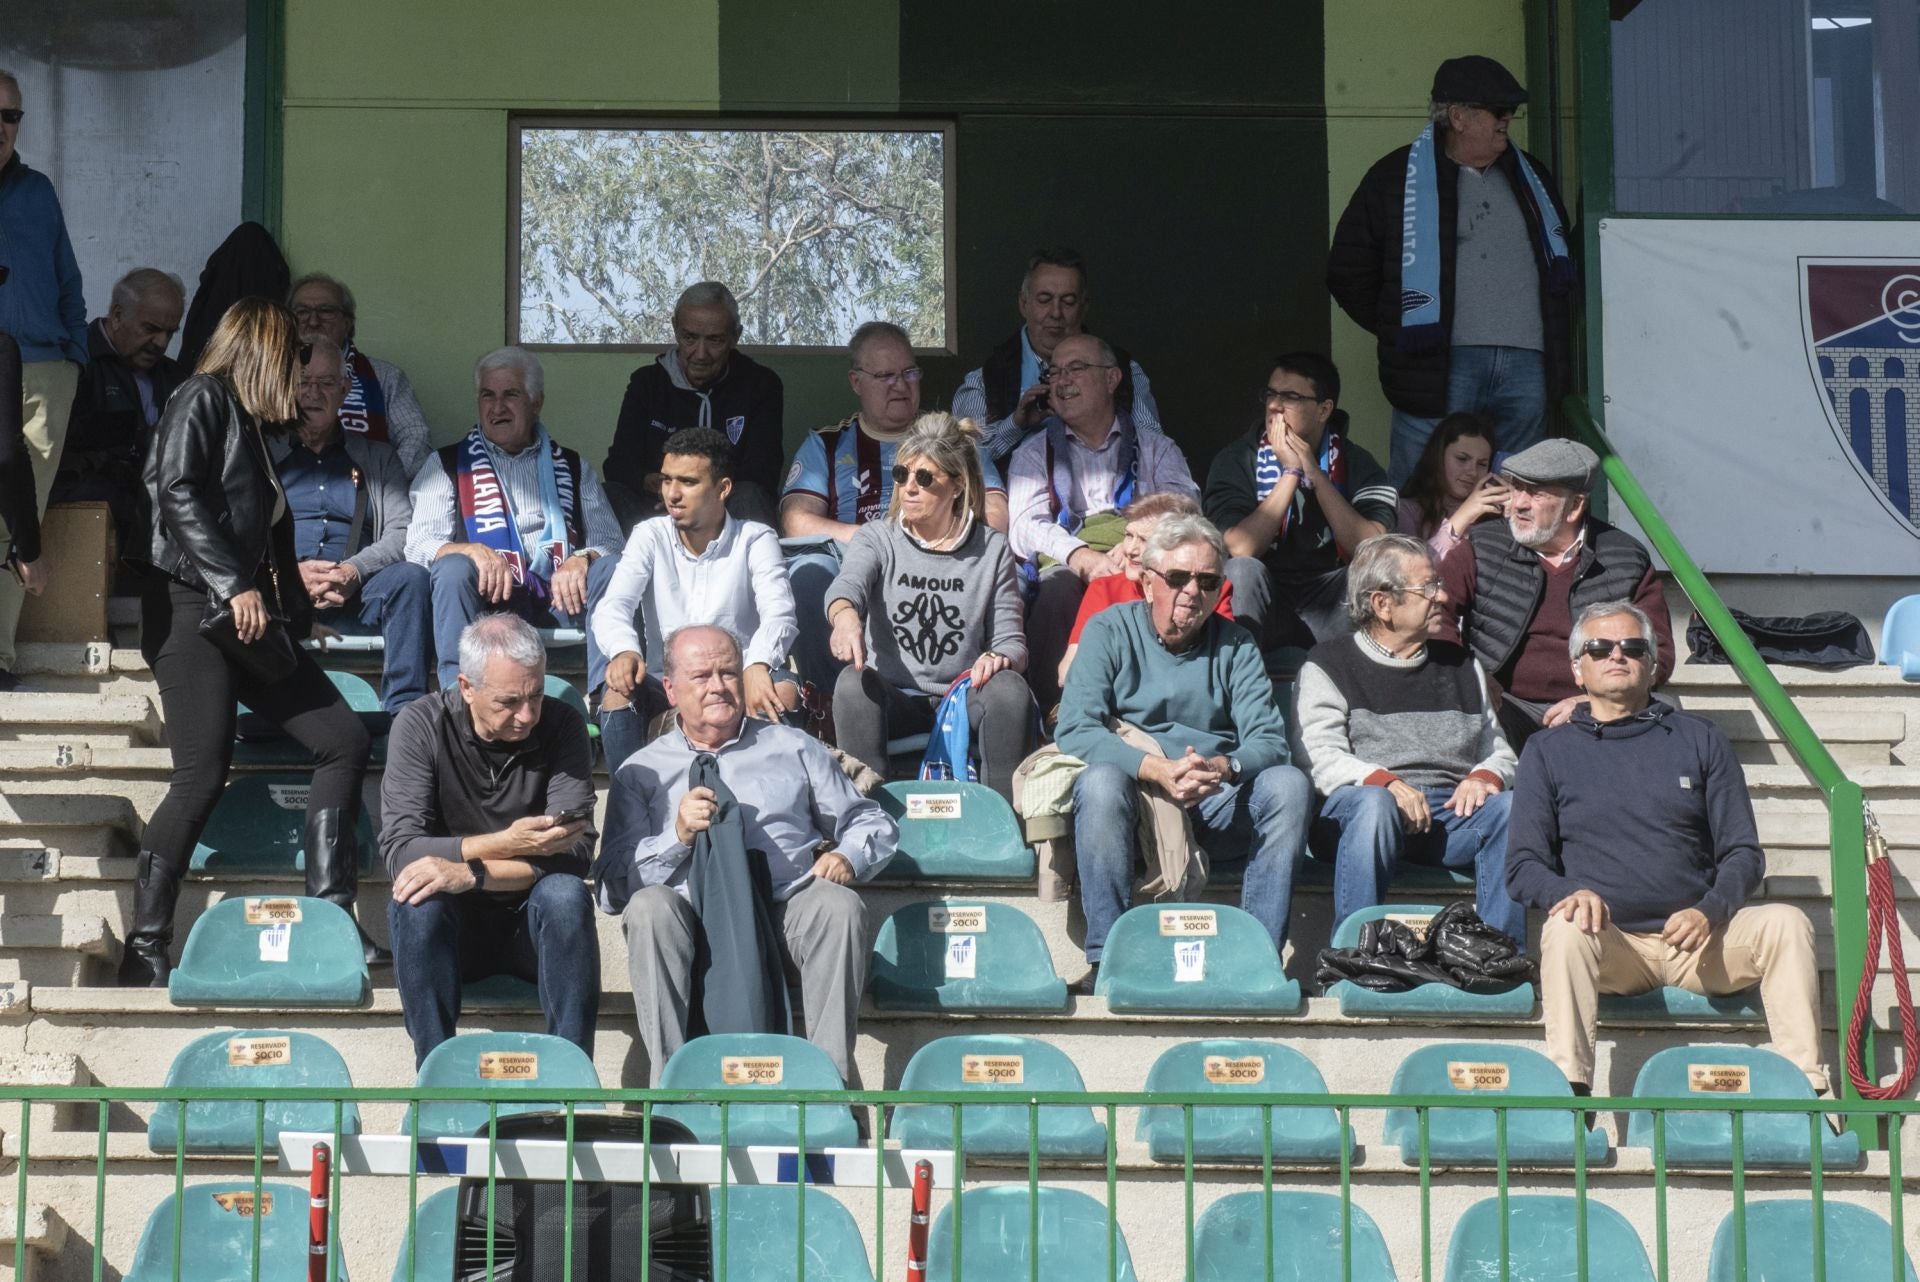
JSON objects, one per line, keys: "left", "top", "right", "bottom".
{"left": 890, "top": 464, "right": 941, "bottom": 489}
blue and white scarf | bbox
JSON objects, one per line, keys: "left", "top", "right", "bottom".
{"left": 1253, "top": 426, "right": 1348, "bottom": 541}
{"left": 1045, "top": 419, "right": 1137, "bottom": 532}
{"left": 450, "top": 423, "right": 578, "bottom": 602}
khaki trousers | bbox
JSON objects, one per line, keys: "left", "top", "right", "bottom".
{"left": 1539, "top": 902, "right": 1826, "bottom": 1092}
{"left": 0, "top": 360, "right": 80, "bottom": 670}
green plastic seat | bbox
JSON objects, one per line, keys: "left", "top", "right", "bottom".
{"left": 1136, "top": 1040, "right": 1349, "bottom": 1164}
{"left": 147, "top": 1029, "right": 361, "bottom": 1155}
{"left": 542, "top": 673, "right": 597, "bottom": 739}
{"left": 868, "top": 901, "right": 1067, "bottom": 1012}
{"left": 1627, "top": 1045, "right": 1861, "bottom": 1168}
{"left": 1444, "top": 1195, "right": 1653, "bottom": 1282}
{"left": 125, "top": 1181, "right": 348, "bottom": 1281}
{"left": 713, "top": 1185, "right": 876, "bottom": 1282}
{"left": 168, "top": 895, "right": 369, "bottom": 1007}
{"left": 1324, "top": 904, "right": 1534, "bottom": 1019}
{"left": 925, "top": 1186, "right": 1137, "bottom": 1281}
{"left": 1276, "top": 861, "right": 1472, "bottom": 891}
{"left": 1383, "top": 1042, "right": 1608, "bottom": 1165}
{"left": 390, "top": 1187, "right": 458, "bottom": 1282}
{"left": 1094, "top": 902, "right": 1300, "bottom": 1014}
{"left": 1194, "top": 1191, "right": 1398, "bottom": 1281}
{"left": 461, "top": 973, "right": 540, "bottom": 1008}
{"left": 401, "top": 1031, "right": 601, "bottom": 1140}
{"left": 654, "top": 1033, "right": 858, "bottom": 1148}
{"left": 189, "top": 773, "right": 376, "bottom": 874}
{"left": 1600, "top": 986, "right": 1763, "bottom": 1022}
{"left": 888, "top": 1034, "right": 1107, "bottom": 1159}
{"left": 1707, "top": 1199, "right": 1919, "bottom": 1281}
{"left": 235, "top": 669, "right": 389, "bottom": 764}
{"left": 873, "top": 781, "right": 1036, "bottom": 881}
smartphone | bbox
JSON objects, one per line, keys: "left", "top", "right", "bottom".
{"left": 553, "top": 802, "right": 595, "bottom": 825}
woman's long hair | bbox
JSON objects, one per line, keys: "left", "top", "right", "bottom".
{"left": 1402, "top": 411, "right": 1497, "bottom": 536}
{"left": 194, "top": 297, "right": 302, "bottom": 427}
{"left": 884, "top": 412, "right": 988, "bottom": 530}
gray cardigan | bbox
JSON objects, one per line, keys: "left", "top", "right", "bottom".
{"left": 269, "top": 430, "right": 414, "bottom": 584}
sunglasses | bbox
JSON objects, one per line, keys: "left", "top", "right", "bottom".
{"left": 0, "top": 109, "right": 22, "bottom": 126}
{"left": 298, "top": 342, "right": 314, "bottom": 365}
{"left": 890, "top": 464, "right": 942, "bottom": 489}
{"left": 1150, "top": 567, "right": 1224, "bottom": 594}
{"left": 1580, "top": 637, "right": 1654, "bottom": 661}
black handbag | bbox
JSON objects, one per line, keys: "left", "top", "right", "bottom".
{"left": 197, "top": 554, "right": 299, "bottom": 683}
{"left": 1685, "top": 608, "right": 1874, "bottom": 670}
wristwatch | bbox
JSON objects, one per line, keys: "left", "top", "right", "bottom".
{"left": 1228, "top": 756, "right": 1243, "bottom": 783}
{"left": 466, "top": 858, "right": 488, "bottom": 891}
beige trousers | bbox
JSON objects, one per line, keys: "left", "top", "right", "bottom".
{"left": 0, "top": 359, "right": 80, "bottom": 670}
{"left": 1539, "top": 902, "right": 1826, "bottom": 1092}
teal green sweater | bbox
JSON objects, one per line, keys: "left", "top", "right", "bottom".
{"left": 1056, "top": 602, "right": 1290, "bottom": 777}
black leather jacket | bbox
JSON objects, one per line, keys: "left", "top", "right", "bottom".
{"left": 138, "top": 374, "right": 310, "bottom": 634}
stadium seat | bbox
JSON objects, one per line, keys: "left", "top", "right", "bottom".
{"left": 542, "top": 673, "right": 598, "bottom": 740}
{"left": 389, "top": 1187, "right": 458, "bottom": 1282}
{"left": 1599, "top": 986, "right": 1763, "bottom": 1022}
{"left": 1444, "top": 1195, "right": 1653, "bottom": 1282}
{"left": 1322, "top": 904, "right": 1534, "bottom": 1019}
{"left": 189, "top": 773, "right": 377, "bottom": 874}
{"left": 1880, "top": 593, "right": 1920, "bottom": 679}
{"left": 234, "top": 669, "right": 389, "bottom": 763}
{"left": 1194, "top": 1190, "right": 1398, "bottom": 1281}
{"left": 873, "top": 780, "right": 1037, "bottom": 881}
{"left": 124, "top": 1181, "right": 347, "bottom": 1281}
{"left": 1707, "top": 1198, "right": 1919, "bottom": 1281}
{"left": 1136, "top": 1039, "right": 1349, "bottom": 1164}
{"left": 401, "top": 1031, "right": 601, "bottom": 1141}
{"left": 1094, "top": 903, "right": 1301, "bottom": 1014}
{"left": 461, "top": 973, "right": 539, "bottom": 1008}
{"left": 713, "top": 1185, "right": 876, "bottom": 1282}
{"left": 1382, "top": 1043, "right": 1609, "bottom": 1165}
{"left": 1626, "top": 1045, "right": 1861, "bottom": 1168}
{"left": 653, "top": 1033, "right": 859, "bottom": 1148}
{"left": 888, "top": 1034, "right": 1107, "bottom": 1159}
{"left": 147, "top": 1029, "right": 361, "bottom": 1155}
{"left": 868, "top": 901, "right": 1068, "bottom": 1012}
{"left": 538, "top": 627, "right": 587, "bottom": 648}
{"left": 168, "top": 895, "right": 369, "bottom": 1007}
{"left": 925, "top": 1186, "right": 1137, "bottom": 1281}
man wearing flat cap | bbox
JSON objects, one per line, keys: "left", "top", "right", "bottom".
{"left": 1431, "top": 439, "right": 1674, "bottom": 751}
{"left": 1328, "top": 55, "right": 1577, "bottom": 485}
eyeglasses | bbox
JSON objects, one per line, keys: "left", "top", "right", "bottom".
{"left": 299, "top": 377, "right": 344, "bottom": 392}
{"left": 1043, "top": 361, "right": 1115, "bottom": 382}
{"left": 292, "top": 304, "right": 348, "bottom": 322}
{"left": 1148, "top": 567, "right": 1224, "bottom": 595}
{"left": 0, "top": 109, "right": 22, "bottom": 125}
{"left": 890, "top": 464, "right": 943, "bottom": 489}
{"left": 1264, "top": 388, "right": 1325, "bottom": 408}
{"left": 1579, "top": 637, "right": 1654, "bottom": 661}
{"left": 1393, "top": 580, "right": 1444, "bottom": 600}
{"left": 856, "top": 366, "right": 922, "bottom": 388}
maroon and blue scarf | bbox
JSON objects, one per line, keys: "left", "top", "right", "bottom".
{"left": 443, "top": 425, "right": 583, "bottom": 603}
{"left": 338, "top": 345, "right": 391, "bottom": 443}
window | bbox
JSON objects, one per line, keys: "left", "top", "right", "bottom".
{"left": 512, "top": 121, "right": 953, "bottom": 350}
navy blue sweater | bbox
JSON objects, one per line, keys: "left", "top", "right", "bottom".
{"left": 1505, "top": 700, "right": 1764, "bottom": 931}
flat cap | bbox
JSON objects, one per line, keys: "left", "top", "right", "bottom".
{"left": 1501, "top": 439, "right": 1599, "bottom": 491}
{"left": 1432, "top": 55, "right": 1528, "bottom": 108}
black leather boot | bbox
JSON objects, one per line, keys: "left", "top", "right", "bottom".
{"left": 117, "top": 850, "right": 180, "bottom": 987}
{"left": 305, "top": 808, "right": 391, "bottom": 967}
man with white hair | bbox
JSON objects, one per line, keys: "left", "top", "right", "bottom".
{"left": 407, "top": 345, "right": 624, "bottom": 693}
{"left": 288, "top": 272, "right": 432, "bottom": 475}
{"left": 1055, "top": 513, "right": 1311, "bottom": 989}
{"left": 380, "top": 613, "right": 602, "bottom": 1065}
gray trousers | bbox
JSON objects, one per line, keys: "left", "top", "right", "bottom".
{"left": 623, "top": 878, "right": 869, "bottom": 1085}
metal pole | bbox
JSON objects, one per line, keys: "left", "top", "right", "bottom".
{"left": 308, "top": 1142, "right": 332, "bottom": 1282}
{"left": 906, "top": 1158, "right": 933, "bottom": 1280}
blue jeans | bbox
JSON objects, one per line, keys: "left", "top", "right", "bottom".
{"left": 1309, "top": 783, "right": 1524, "bottom": 945}
{"left": 429, "top": 552, "right": 621, "bottom": 693}
{"left": 388, "top": 875, "right": 601, "bottom": 1066}
{"left": 315, "top": 561, "right": 432, "bottom": 713}
{"left": 782, "top": 538, "right": 844, "bottom": 696}
{"left": 1388, "top": 344, "right": 1549, "bottom": 485}
{"left": 1072, "top": 761, "right": 1312, "bottom": 963}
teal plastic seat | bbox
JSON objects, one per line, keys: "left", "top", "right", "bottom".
{"left": 168, "top": 895, "right": 369, "bottom": 1007}
{"left": 873, "top": 781, "right": 1036, "bottom": 881}
{"left": 1599, "top": 986, "right": 1762, "bottom": 1022}
{"left": 1444, "top": 1195, "right": 1653, "bottom": 1281}
{"left": 189, "top": 773, "right": 376, "bottom": 874}
{"left": 888, "top": 1034, "right": 1107, "bottom": 1159}
{"left": 1136, "top": 1040, "right": 1348, "bottom": 1164}
{"left": 1383, "top": 1042, "right": 1608, "bottom": 1165}
{"left": 1194, "top": 1191, "right": 1398, "bottom": 1281}
{"left": 235, "top": 669, "right": 388, "bottom": 764}
{"left": 462, "top": 973, "right": 539, "bottom": 1008}
{"left": 390, "top": 1187, "right": 458, "bottom": 1282}
{"left": 542, "top": 674, "right": 597, "bottom": 740}
{"left": 1627, "top": 1045, "right": 1860, "bottom": 1168}
{"left": 1094, "top": 903, "right": 1300, "bottom": 1014}
{"left": 926, "top": 1186, "right": 1136, "bottom": 1281}
{"left": 1324, "top": 904, "right": 1534, "bottom": 1019}
{"left": 402, "top": 1031, "right": 601, "bottom": 1140}
{"left": 147, "top": 1029, "right": 361, "bottom": 1154}
{"left": 714, "top": 1185, "right": 876, "bottom": 1282}
{"left": 1280, "top": 861, "right": 1472, "bottom": 892}
{"left": 1881, "top": 593, "right": 1920, "bottom": 680}
{"left": 654, "top": 1033, "right": 858, "bottom": 1148}
{"left": 1707, "top": 1199, "right": 1919, "bottom": 1281}
{"left": 125, "top": 1181, "right": 348, "bottom": 1281}
{"left": 868, "top": 901, "right": 1067, "bottom": 1012}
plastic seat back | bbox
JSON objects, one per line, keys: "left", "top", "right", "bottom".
{"left": 403, "top": 1031, "right": 601, "bottom": 1140}
{"left": 888, "top": 1034, "right": 1107, "bottom": 1159}
{"left": 1627, "top": 1045, "right": 1860, "bottom": 1168}
{"left": 1599, "top": 986, "right": 1762, "bottom": 1022}
{"left": 1443, "top": 1195, "right": 1653, "bottom": 1282}
{"left": 1095, "top": 903, "right": 1300, "bottom": 1014}
{"left": 235, "top": 670, "right": 388, "bottom": 763}
{"left": 1880, "top": 593, "right": 1920, "bottom": 678}
{"left": 1383, "top": 1042, "right": 1608, "bottom": 1165}
{"left": 148, "top": 1029, "right": 361, "bottom": 1155}
{"left": 1136, "top": 1039, "right": 1347, "bottom": 1164}
{"left": 168, "top": 896, "right": 369, "bottom": 1007}
{"left": 874, "top": 781, "right": 1036, "bottom": 881}
{"left": 389, "top": 1187, "right": 458, "bottom": 1282}
{"left": 190, "top": 773, "right": 376, "bottom": 874}
{"left": 125, "top": 1181, "right": 346, "bottom": 1281}
{"left": 1707, "top": 1198, "right": 1919, "bottom": 1281}
{"left": 1325, "top": 904, "right": 1534, "bottom": 1018}
{"left": 714, "top": 1185, "right": 876, "bottom": 1282}
{"left": 654, "top": 1033, "right": 858, "bottom": 1148}
{"left": 1194, "top": 1190, "right": 1398, "bottom": 1281}
{"left": 926, "top": 1186, "right": 1136, "bottom": 1281}
{"left": 868, "top": 901, "right": 1067, "bottom": 1012}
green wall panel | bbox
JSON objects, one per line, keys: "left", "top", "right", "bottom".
{"left": 719, "top": 0, "right": 900, "bottom": 110}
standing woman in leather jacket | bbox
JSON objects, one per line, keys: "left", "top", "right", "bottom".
{"left": 124, "top": 298, "right": 379, "bottom": 985}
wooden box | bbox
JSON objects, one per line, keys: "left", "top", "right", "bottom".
{"left": 18, "top": 502, "right": 113, "bottom": 644}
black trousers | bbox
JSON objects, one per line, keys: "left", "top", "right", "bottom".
{"left": 140, "top": 579, "right": 371, "bottom": 875}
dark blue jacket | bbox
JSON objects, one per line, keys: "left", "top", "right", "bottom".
{"left": 0, "top": 155, "right": 87, "bottom": 364}
{"left": 1505, "top": 699, "right": 1764, "bottom": 932}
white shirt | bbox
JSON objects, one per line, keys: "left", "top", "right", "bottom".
{"left": 1007, "top": 416, "right": 1200, "bottom": 565}
{"left": 404, "top": 427, "right": 623, "bottom": 574}
{"left": 589, "top": 515, "right": 798, "bottom": 672}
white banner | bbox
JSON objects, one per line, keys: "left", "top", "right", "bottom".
{"left": 1600, "top": 218, "right": 1920, "bottom": 574}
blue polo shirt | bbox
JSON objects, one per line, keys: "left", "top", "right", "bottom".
{"left": 280, "top": 439, "right": 359, "bottom": 562}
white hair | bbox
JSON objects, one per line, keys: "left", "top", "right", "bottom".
{"left": 1140, "top": 513, "right": 1227, "bottom": 575}
{"left": 298, "top": 332, "right": 344, "bottom": 371}
{"left": 458, "top": 614, "right": 546, "bottom": 686}
{"left": 675, "top": 281, "right": 741, "bottom": 332}
{"left": 288, "top": 272, "right": 357, "bottom": 319}
{"left": 1568, "top": 600, "right": 1657, "bottom": 660}
{"left": 474, "top": 345, "right": 544, "bottom": 401}
{"left": 1345, "top": 533, "right": 1433, "bottom": 629}
{"left": 111, "top": 268, "right": 185, "bottom": 314}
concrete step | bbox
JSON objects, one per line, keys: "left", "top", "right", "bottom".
{"left": 0, "top": 1204, "right": 67, "bottom": 1282}
{"left": 0, "top": 915, "right": 119, "bottom": 987}
{"left": 1681, "top": 706, "right": 1905, "bottom": 767}
{"left": 0, "top": 693, "right": 161, "bottom": 746}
